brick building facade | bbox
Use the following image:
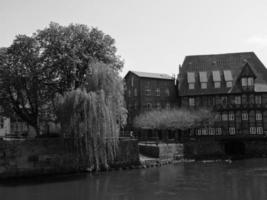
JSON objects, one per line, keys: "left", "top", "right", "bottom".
{"left": 124, "top": 71, "right": 178, "bottom": 130}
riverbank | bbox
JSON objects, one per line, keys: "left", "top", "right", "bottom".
{"left": 0, "top": 138, "right": 140, "bottom": 179}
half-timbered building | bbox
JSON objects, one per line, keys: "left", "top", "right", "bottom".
{"left": 178, "top": 52, "right": 267, "bottom": 137}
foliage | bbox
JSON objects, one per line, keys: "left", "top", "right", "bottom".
{"left": 133, "top": 108, "right": 216, "bottom": 131}
{"left": 0, "top": 22, "right": 123, "bottom": 135}
{"left": 55, "top": 63, "right": 127, "bottom": 170}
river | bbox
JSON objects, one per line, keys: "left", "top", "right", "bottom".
{"left": 1, "top": 159, "right": 267, "bottom": 200}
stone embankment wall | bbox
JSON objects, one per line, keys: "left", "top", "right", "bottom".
{"left": 0, "top": 138, "right": 139, "bottom": 179}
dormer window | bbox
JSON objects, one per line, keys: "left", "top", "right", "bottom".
{"left": 187, "top": 72, "right": 195, "bottom": 90}
{"left": 224, "top": 70, "right": 233, "bottom": 88}
{"left": 241, "top": 77, "right": 254, "bottom": 90}
{"left": 212, "top": 71, "right": 221, "bottom": 88}
{"left": 199, "top": 72, "right": 208, "bottom": 89}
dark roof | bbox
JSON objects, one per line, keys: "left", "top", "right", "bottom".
{"left": 179, "top": 52, "right": 267, "bottom": 96}
{"left": 125, "top": 70, "right": 173, "bottom": 80}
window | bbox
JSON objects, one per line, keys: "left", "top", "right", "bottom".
{"left": 224, "top": 70, "right": 233, "bottom": 88}
{"left": 197, "top": 129, "right": 202, "bottom": 136}
{"left": 189, "top": 98, "right": 195, "bottom": 107}
{"left": 257, "top": 127, "right": 263, "bottom": 135}
{"left": 256, "top": 112, "right": 262, "bottom": 121}
{"left": 189, "top": 83, "right": 195, "bottom": 90}
{"left": 250, "top": 127, "right": 256, "bottom": 135}
{"left": 229, "top": 112, "right": 235, "bottom": 121}
{"left": 242, "top": 112, "right": 248, "bottom": 120}
{"left": 235, "top": 96, "right": 241, "bottom": 105}
{"left": 156, "top": 102, "right": 161, "bottom": 110}
{"left": 249, "top": 95, "right": 254, "bottom": 104}
{"left": 128, "top": 90, "right": 131, "bottom": 97}
{"left": 156, "top": 88, "right": 160, "bottom": 96}
{"left": 134, "top": 103, "right": 138, "bottom": 110}
{"left": 187, "top": 72, "right": 195, "bottom": 90}
{"left": 199, "top": 72, "right": 208, "bottom": 89}
{"left": 216, "top": 128, "right": 222, "bottom": 135}
{"left": 229, "top": 127, "right": 235, "bottom": 135}
{"left": 214, "top": 82, "right": 221, "bottom": 88}
{"left": 0, "top": 117, "right": 4, "bottom": 129}
{"left": 222, "top": 113, "right": 228, "bottom": 121}
{"left": 131, "top": 77, "right": 134, "bottom": 87}
{"left": 226, "top": 81, "right": 232, "bottom": 88}
{"left": 209, "top": 128, "right": 215, "bottom": 135}
{"left": 165, "top": 88, "right": 170, "bottom": 96}
{"left": 241, "top": 78, "right": 248, "bottom": 87}
{"left": 255, "top": 96, "right": 262, "bottom": 104}
{"left": 248, "top": 77, "right": 254, "bottom": 86}
{"left": 134, "top": 88, "right": 137, "bottom": 96}
{"left": 145, "top": 88, "right": 151, "bottom": 96}
{"left": 215, "top": 113, "right": 221, "bottom": 121}
{"left": 201, "top": 82, "right": 207, "bottom": 89}
{"left": 202, "top": 128, "right": 208, "bottom": 135}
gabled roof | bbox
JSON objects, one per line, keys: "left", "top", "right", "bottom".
{"left": 179, "top": 52, "right": 267, "bottom": 96}
{"left": 125, "top": 70, "right": 173, "bottom": 80}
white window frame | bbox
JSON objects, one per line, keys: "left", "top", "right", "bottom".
{"left": 201, "top": 82, "right": 207, "bottom": 89}
{"left": 216, "top": 128, "right": 222, "bottom": 135}
{"left": 242, "top": 112, "right": 248, "bottom": 120}
{"left": 255, "top": 95, "right": 262, "bottom": 104}
{"left": 257, "top": 127, "right": 263, "bottom": 135}
{"left": 250, "top": 127, "right": 256, "bottom": 135}
{"left": 189, "top": 97, "right": 195, "bottom": 107}
{"left": 214, "top": 82, "right": 221, "bottom": 88}
{"left": 241, "top": 77, "right": 248, "bottom": 87}
{"left": 226, "top": 81, "right": 232, "bottom": 88}
{"left": 229, "top": 127, "right": 235, "bottom": 135}
{"left": 222, "top": 113, "right": 228, "bottom": 121}
{"left": 189, "top": 83, "right": 195, "bottom": 90}
{"left": 256, "top": 112, "right": 262, "bottom": 121}
{"left": 229, "top": 112, "right": 235, "bottom": 121}
{"left": 156, "top": 88, "right": 160, "bottom": 96}
{"left": 235, "top": 96, "right": 241, "bottom": 105}
{"left": 248, "top": 77, "right": 254, "bottom": 86}
{"left": 145, "top": 88, "right": 151, "bottom": 96}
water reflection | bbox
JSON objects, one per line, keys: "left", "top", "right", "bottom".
{"left": 1, "top": 159, "right": 267, "bottom": 200}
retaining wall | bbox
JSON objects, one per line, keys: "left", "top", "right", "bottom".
{"left": 0, "top": 138, "right": 139, "bottom": 179}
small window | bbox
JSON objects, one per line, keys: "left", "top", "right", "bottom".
{"left": 134, "top": 88, "right": 137, "bottom": 96}
{"left": 229, "top": 112, "right": 235, "bottom": 121}
{"left": 156, "top": 88, "right": 160, "bottom": 96}
{"left": 165, "top": 88, "right": 170, "bottom": 96}
{"left": 229, "top": 127, "right": 235, "bottom": 135}
{"left": 131, "top": 77, "right": 134, "bottom": 87}
{"left": 255, "top": 96, "right": 262, "bottom": 104}
{"left": 226, "top": 81, "right": 232, "bottom": 88}
{"left": 214, "top": 82, "right": 221, "bottom": 88}
{"left": 189, "top": 83, "right": 195, "bottom": 90}
{"left": 241, "top": 78, "right": 248, "bottom": 87}
{"left": 197, "top": 129, "right": 202, "bottom": 136}
{"left": 257, "top": 127, "right": 263, "bottom": 135}
{"left": 222, "top": 113, "right": 228, "bottom": 121}
{"left": 189, "top": 98, "right": 195, "bottom": 107}
{"left": 242, "top": 112, "right": 248, "bottom": 120}
{"left": 235, "top": 96, "right": 241, "bottom": 105}
{"left": 201, "top": 82, "right": 207, "bottom": 89}
{"left": 216, "top": 128, "right": 222, "bottom": 135}
{"left": 145, "top": 88, "right": 151, "bottom": 96}
{"left": 248, "top": 77, "right": 254, "bottom": 86}
{"left": 128, "top": 90, "right": 131, "bottom": 97}
{"left": 134, "top": 103, "right": 138, "bottom": 110}
{"left": 256, "top": 112, "right": 262, "bottom": 121}
{"left": 202, "top": 128, "right": 208, "bottom": 135}
{"left": 209, "top": 128, "right": 215, "bottom": 135}
{"left": 250, "top": 127, "right": 256, "bottom": 135}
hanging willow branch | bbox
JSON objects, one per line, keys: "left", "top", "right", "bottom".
{"left": 55, "top": 62, "right": 127, "bottom": 171}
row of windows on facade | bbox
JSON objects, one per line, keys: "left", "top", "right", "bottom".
{"left": 128, "top": 102, "right": 171, "bottom": 110}
{"left": 187, "top": 70, "right": 254, "bottom": 90}
{"left": 215, "top": 111, "right": 263, "bottom": 121}
{"left": 188, "top": 95, "right": 262, "bottom": 106}
{"left": 128, "top": 88, "right": 170, "bottom": 97}
{"left": 195, "top": 127, "right": 263, "bottom": 136}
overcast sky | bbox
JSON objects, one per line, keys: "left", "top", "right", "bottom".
{"left": 1, "top": 0, "right": 267, "bottom": 76}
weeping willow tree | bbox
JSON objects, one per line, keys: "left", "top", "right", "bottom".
{"left": 56, "top": 63, "right": 127, "bottom": 170}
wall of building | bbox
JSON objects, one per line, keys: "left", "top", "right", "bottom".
{"left": 0, "top": 138, "right": 140, "bottom": 179}
{"left": 0, "top": 117, "right": 10, "bottom": 137}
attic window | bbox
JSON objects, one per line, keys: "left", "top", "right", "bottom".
{"left": 224, "top": 70, "right": 233, "bottom": 88}
{"left": 187, "top": 72, "right": 195, "bottom": 89}
{"left": 199, "top": 72, "right": 208, "bottom": 89}
{"left": 212, "top": 71, "right": 221, "bottom": 88}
